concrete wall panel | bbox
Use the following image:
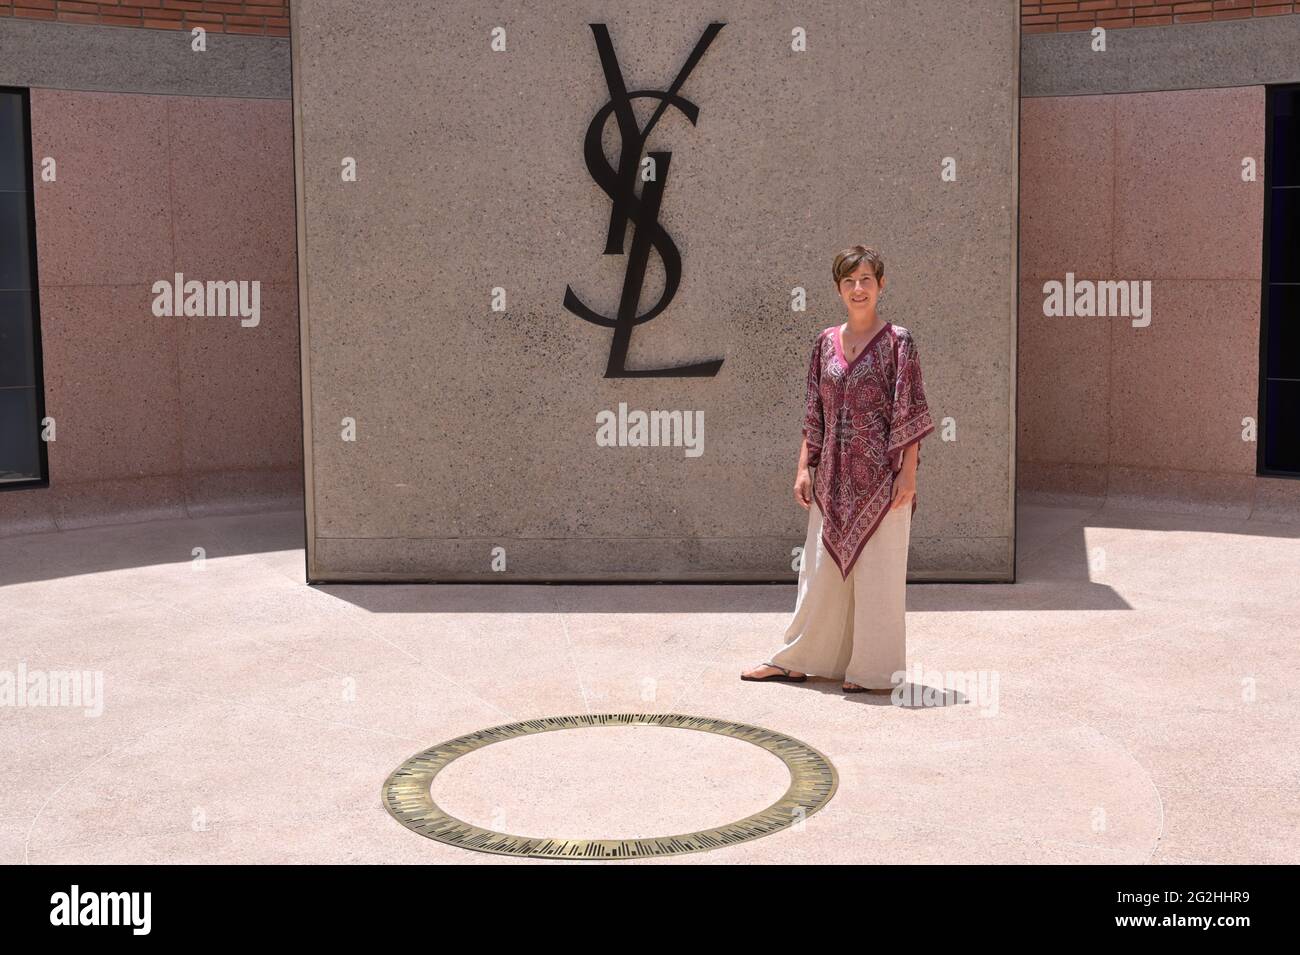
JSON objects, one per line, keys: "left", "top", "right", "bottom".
{"left": 293, "top": 0, "right": 1021, "bottom": 581}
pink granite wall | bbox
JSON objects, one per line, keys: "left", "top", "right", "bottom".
{"left": 1018, "top": 86, "right": 1299, "bottom": 517}
{"left": 0, "top": 88, "right": 301, "bottom": 535}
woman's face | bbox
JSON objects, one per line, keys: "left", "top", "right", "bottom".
{"left": 836, "top": 264, "right": 886, "bottom": 317}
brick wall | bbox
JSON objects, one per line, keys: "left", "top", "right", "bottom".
{"left": 0, "top": 0, "right": 287, "bottom": 35}
{"left": 5, "top": 1, "right": 1298, "bottom": 38}
{"left": 1023, "top": 0, "right": 1300, "bottom": 32}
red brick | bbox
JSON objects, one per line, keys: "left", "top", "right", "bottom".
{"left": 11, "top": 0, "right": 1300, "bottom": 40}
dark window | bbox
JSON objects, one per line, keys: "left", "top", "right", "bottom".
{"left": 1261, "top": 86, "right": 1300, "bottom": 476}
{"left": 0, "top": 87, "right": 47, "bottom": 488}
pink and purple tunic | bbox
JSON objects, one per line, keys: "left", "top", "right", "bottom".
{"left": 801, "top": 321, "right": 936, "bottom": 579}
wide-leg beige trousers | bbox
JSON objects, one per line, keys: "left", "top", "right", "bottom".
{"left": 768, "top": 495, "right": 912, "bottom": 689}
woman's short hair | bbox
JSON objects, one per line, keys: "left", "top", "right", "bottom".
{"left": 832, "top": 245, "right": 885, "bottom": 288}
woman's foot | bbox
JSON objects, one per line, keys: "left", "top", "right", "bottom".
{"left": 741, "top": 663, "right": 806, "bottom": 682}
{"left": 842, "top": 682, "right": 889, "bottom": 693}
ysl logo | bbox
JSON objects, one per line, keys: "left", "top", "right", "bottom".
{"left": 563, "top": 22, "right": 725, "bottom": 378}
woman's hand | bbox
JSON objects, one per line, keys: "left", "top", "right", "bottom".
{"left": 794, "top": 467, "right": 813, "bottom": 509}
{"left": 890, "top": 469, "right": 916, "bottom": 510}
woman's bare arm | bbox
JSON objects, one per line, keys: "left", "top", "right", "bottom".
{"left": 890, "top": 442, "right": 919, "bottom": 508}
{"left": 794, "top": 438, "right": 813, "bottom": 508}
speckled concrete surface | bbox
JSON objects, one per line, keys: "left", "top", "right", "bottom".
{"left": 0, "top": 18, "right": 289, "bottom": 98}
{"left": 1, "top": 499, "right": 1296, "bottom": 864}
{"left": 292, "top": 0, "right": 1019, "bottom": 582}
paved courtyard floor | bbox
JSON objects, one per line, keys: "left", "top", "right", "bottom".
{"left": 2, "top": 501, "right": 1297, "bottom": 864}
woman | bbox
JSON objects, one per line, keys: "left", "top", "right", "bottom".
{"left": 742, "top": 245, "right": 935, "bottom": 693}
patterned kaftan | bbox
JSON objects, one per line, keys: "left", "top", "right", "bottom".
{"left": 801, "top": 321, "right": 936, "bottom": 579}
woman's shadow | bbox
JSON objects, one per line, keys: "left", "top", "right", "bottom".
{"left": 795, "top": 678, "right": 966, "bottom": 708}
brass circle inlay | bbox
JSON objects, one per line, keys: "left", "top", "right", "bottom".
{"left": 382, "top": 713, "right": 838, "bottom": 859}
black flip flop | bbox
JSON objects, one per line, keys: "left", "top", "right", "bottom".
{"left": 741, "top": 663, "right": 807, "bottom": 683}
